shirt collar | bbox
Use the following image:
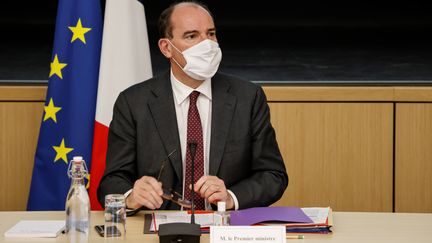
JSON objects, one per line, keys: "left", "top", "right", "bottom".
{"left": 170, "top": 70, "right": 212, "bottom": 105}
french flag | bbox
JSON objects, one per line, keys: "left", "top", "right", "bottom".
{"left": 89, "top": 0, "right": 153, "bottom": 210}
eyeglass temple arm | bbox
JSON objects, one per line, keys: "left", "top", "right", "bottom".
{"left": 157, "top": 149, "right": 177, "bottom": 181}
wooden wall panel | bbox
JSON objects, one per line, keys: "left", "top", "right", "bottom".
{"left": 0, "top": 102, "right": 44, "bottom": 211}
{"left": 0, "top": 86, "right": 46, "bottom": 101}
{"left": 269, "top": 103, "right": 394, "bottom": 212}
{"left": 1, "top": 85, "right": 432, "bottom": 212}
{"left": 395, "top": 103, "right": 432, "bottom": 213}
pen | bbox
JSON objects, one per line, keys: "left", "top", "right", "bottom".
{"left": 186, "top": 210, "right": 212, "bottom": 214}
{"left": 286, "top": 235, "right": 305, "bottom": 239}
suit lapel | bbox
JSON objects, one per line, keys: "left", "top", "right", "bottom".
{"left": 147, "top": 73, "right": 183, "bottom": 181}
{"left": 209, "top": 76, "right": 236, "bottom": 175}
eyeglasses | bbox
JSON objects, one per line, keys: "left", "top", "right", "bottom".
{"left": 158, "top": 149, "right": 193, "bottom": 209}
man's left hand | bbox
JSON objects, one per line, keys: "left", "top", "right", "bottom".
{"left": 194, "top": 175, "right": 234, "bottom": 209}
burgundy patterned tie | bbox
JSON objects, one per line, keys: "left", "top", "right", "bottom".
{"left": 184, "top": 91, "right": 205, "bottom": 210}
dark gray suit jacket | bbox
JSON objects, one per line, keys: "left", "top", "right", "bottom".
{"left": 97, "top": 71, "right": 288, "bottom": 210}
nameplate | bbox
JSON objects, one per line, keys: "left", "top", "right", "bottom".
{"left": 210, "top": 226, "right": 286, "bottom": 243}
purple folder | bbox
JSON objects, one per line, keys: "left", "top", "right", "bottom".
{"left": 230, "top": 206, "right": 313, "bottom": 226}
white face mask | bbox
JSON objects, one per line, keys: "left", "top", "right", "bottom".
{"left": 169, "top": 39, "right": 222, "bottom": 80}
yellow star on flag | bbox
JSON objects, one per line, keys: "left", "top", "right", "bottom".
{"left": 43, "top": 98, "right": 62, "bottom": 123}
{"left": 68, "top": 18, "right": 92, "bottom": 44}
{"left": 53, "top": 138, "right": 74, "bottom": 163}
{"left": 85, "top": 174, "right": 90, "bottom": 189}
{"left": 49, "top": 54, "right": 67, "bottom": 79}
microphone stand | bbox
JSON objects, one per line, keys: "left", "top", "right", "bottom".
{"left": 189, "top": 142, "right": 197, "bottom": 224}
{"left": 158, "top": 142, "right": 201, "bottom": 243}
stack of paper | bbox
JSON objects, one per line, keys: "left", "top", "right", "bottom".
{"left": 4, "top": 220, "right": 65, "bottom": 238}
{"left": 149, "top": 211, "right": 215, "bottom": 233}
{"left": 284, "top": 207, "right": 333, "bottom": 234}
{"left": 230, "top": 206, "right": 333, "bottom": 234}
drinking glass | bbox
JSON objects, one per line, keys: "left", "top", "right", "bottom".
{"left": 104, "top": 194, "right": 126, "bottom": 238}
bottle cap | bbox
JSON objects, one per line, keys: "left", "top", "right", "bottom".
{"left": 217, "top": 201, "right": 226, "bottom": 212}
{"left": 73, "top": 156, "right": 83, "bottom": 161}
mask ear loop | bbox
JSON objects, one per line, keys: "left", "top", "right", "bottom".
{"left": 166, "top": 39, "right": 186, "bottom": 69}
{"left": 166, "top": 39, "right": 182, "bottom": 53}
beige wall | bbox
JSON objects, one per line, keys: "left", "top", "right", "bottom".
{"left": 1, "top": 85, "right": 431, "bottom": 212}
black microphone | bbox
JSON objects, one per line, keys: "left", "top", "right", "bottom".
{"left": 158, "top": 142, "right": 201, "bottom": 243}
{"left": 189, "top": 141, "right": 197, "bottom": 158}
{"left": 188, "top": 141, "right": 197, "bottom": 224}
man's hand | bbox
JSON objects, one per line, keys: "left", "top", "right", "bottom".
{"left": 194, "top": 175, "right": 234, "bottom": 209}
{"left": 126, "top": 176, "right": 163, "bottom": 210}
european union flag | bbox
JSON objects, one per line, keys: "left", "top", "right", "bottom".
{"left": 27, "top": 0, "right": 102, "bottom": 210}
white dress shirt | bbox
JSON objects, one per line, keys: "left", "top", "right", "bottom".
{"left": 170, "top": 71, "right": 238, "bottom": 210}
{"left": 171, "top": 71, "right": 212, "bottom": 185}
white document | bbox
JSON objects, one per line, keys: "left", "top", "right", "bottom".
{"left": 150, "top": 211, "right": 215, "bottom": 231}
{"left": 4, "top": 220, "right": 65, "bottom": 238}
{"left": 301, "top": 207, "right": 330, "bottom": 224}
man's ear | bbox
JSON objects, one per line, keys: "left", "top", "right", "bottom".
{"left": 158, "top": 39, "right": 172, "bottom": 58}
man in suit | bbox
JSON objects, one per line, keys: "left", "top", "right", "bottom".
{"left": 98, "top": 1, "right": 288, "bottom": 211}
